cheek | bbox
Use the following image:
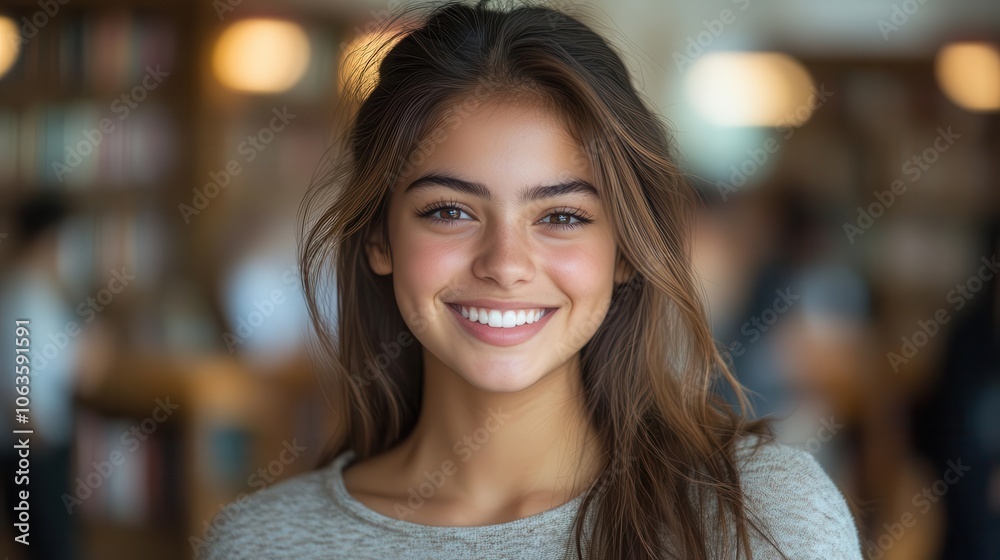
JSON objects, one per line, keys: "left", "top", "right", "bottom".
{"left": 390, "top": 231, "right": 464, "bottom": 309}
{"left": 541, "top": 237, "right": 616, "bottom": 301}
{"left": 541, "top": 238, "right": 617, "bottom": 350}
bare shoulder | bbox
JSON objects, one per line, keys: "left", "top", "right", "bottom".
{"left": 732, "top": 435, "right": 864, "bottom": 559}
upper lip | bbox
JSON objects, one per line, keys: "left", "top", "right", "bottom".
{"left": 448, "top": 300, "right": 557, "bottom": 310}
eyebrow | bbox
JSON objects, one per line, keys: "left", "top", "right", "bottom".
{"left": 403, "top": 172, "right": 600, "bottom": 204}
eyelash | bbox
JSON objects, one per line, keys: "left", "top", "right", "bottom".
{"left": 416, "top": 199, "right": 594, "bottom": 230}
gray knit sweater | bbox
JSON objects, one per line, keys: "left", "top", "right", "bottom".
{"left": 198, "top": 437, "right": 863, "bottom": 559}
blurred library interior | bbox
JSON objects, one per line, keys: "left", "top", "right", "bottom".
{"left": 0, "top": 0, "right": 997, "bottom": 558}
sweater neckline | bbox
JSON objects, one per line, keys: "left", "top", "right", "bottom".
{"left": 326, "top": 449, "right": 588, "bottom": 537}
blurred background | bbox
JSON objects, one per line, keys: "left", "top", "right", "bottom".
{"left": 0, "top": 0, "right": 997, "bottom": 558}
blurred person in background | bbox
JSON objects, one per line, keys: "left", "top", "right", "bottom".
{"left": 0, "top": 193, "right": 79, "bottom": 560}
{"left": 912, "top": 217, "right": 1000, "bottom": 560}
{"left": 712, "top": 184, "right": 869, "bottom": 475}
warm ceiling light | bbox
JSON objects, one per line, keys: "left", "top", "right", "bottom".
{"left": 685, "top": 52, "right": 817, "bottom": 127}
{"left": 338, "top": 31, "right": 401, "bottom": 99}
{"left": 213, "top": 18, "right": 311, "bottom": 93}
{"left": 935, "top": 42, "right": 1000, "bottom": 112}
{"left": 0, "top": 16, "right": 20, "bottom": 79}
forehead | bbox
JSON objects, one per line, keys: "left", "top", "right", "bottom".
{"left": 402, "top": 99, "right": 591, "bottom": 192}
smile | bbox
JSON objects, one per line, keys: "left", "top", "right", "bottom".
{"left": 446, "top": 303, "right": 558, "bottom": 347}
{"left": 457, "top": 305, "right": 548, "bottom": 328}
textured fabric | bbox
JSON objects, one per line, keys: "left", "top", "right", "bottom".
{"left": 199, "top": 436, "right": 864, "bottom": 559}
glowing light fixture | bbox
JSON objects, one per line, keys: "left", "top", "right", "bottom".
{"left": 338, "top": 31, "right": 401, "bottom": 99}
{"left": 0, "top": 16, "right": 20, "bottom": 79}
{"left": 935, "top": 42, "right": 1000, "bottom": 112}
{"left": 685, "top": 52, "right": 817, "bottom": 127}
{"left": 213, "top": 18, "right": 310, "bottom": 94}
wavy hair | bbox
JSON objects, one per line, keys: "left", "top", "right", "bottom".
{"left": 299, "top": 1, "right": 783, "bottom": 558}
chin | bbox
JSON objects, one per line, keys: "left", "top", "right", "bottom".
{"left": 454, "top": 361, "right": 551, "bottom": 394}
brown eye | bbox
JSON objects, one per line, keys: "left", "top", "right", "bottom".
{"left": 537, "top": 207, "right": 593, "bottom": 230}
{"left": 417, "top": 204, "right": 473, "bottom": 225}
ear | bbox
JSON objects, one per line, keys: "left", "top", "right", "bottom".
{"left": 613, "top": 249, "right": 634, "bottom": 285}
{"left": 365, "top": 229, "right": 392, "bottom": 276}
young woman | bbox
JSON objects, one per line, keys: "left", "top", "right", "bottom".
{"left": 203, "top": 1, "right": 863, "bottom": 558}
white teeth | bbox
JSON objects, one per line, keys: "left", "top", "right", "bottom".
{"left": 456, "top": 305, "right": 548, "bottom": 328}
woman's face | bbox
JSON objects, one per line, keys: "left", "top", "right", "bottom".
{"left": 367, "top": 98, "right": 625, "bottom": 392}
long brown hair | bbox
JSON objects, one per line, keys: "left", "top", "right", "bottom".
{"left": 299, "top": 1, "right": 784, "bottom": 558}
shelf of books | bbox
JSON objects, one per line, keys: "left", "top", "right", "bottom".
{"left": 0, "top": 6, "right": 182, "bottom": 191}
{"left": 70, "top": 352, "right": 331, "bottom": 559}
{"left": 2, "top": 2, "right": 189, "bottom": 558}
{"left": 2, "top": 0, "right": 347, "bottom": 556}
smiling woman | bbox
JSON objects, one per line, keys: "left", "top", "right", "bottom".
{"left": 363, "top": 98, "right": 623, "bottom": 389}
{"left": 201, "top": 0, "right": 863, "bottom": 559}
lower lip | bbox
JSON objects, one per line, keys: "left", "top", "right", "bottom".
{"left": 447, "top": 304, "right": 557, "bottom": 347}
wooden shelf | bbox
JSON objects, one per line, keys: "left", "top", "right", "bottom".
{"left": 80, "top": 519, "right": 186, "bottom": 560}
{"left": 1, "top": 0, "right": 185, "bottom": 9}
{"left": 0, "top": 189, "right": 180, "bottom": 211}
{"left": 1, "top": 2, "right": 342, "bottom": 557}
{"left": 72, "top": 351, "right": 328, "bottom": 554}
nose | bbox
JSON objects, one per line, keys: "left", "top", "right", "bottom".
{"left": 471, "top": 219, "right": 536, "bottom": 289}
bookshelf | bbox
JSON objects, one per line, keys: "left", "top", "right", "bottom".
{"left": 1, "top": 0, "right": 345, "bottom": 558}
{"left": 71, "top": 352, "right": 330, "bottom": 558}
{"left": 0, "top": 0, "right": 195, "bottom": 317}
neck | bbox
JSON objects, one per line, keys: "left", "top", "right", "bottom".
{"left": 393, "top": 349, "right": 601, "bottom": 511}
